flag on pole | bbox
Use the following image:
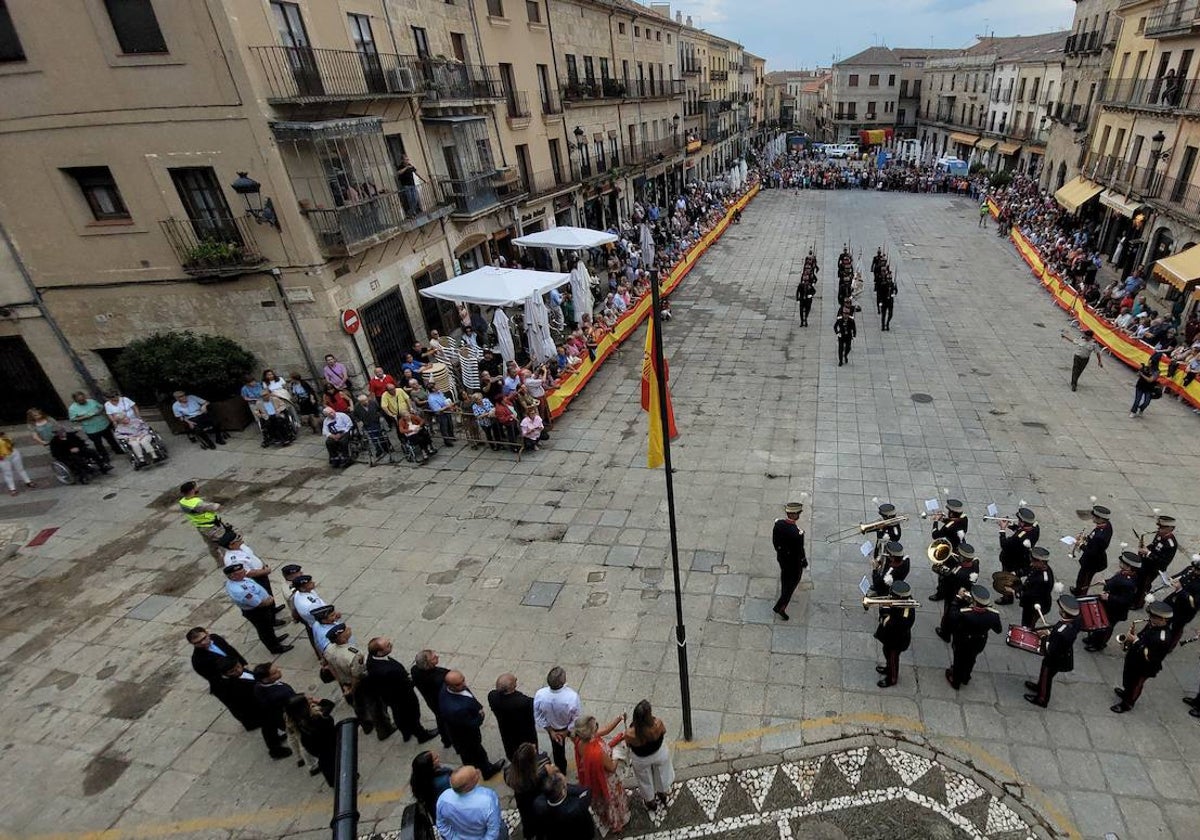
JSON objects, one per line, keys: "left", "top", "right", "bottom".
{"left": 641, "top": 319, "right": 678, "bottom": 469}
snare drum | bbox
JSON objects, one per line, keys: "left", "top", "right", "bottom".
{"left": 1076, "top": 596, "right": 1109, "bottom": 631}
{"left": 1005, "top": 625, "right": 1044, "bottom": 655}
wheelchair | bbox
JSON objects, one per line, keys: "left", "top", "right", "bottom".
{"left": 51, "top": 447, "right": 111, "bottom": 485}
{"left": 358, "top": 424, "right": 398, "bottom": 466}
{"left": 328, "top": 428, "right": 360, "bottom": 468}
{"left": 115, "top": 428, "right": 170, "bottom": 469}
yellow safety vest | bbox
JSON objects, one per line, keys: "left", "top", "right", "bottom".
{"left": 179, "top": 496, "right": 218, "bottom": 528}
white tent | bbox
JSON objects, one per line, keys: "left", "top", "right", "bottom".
{"left": 511, "top": 226, "right": 617, "bottom": 250}
{"left": 418, "top": 266, "right": 570, "bottom": 306}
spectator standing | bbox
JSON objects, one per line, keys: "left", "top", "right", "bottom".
{"left": 368, "top": 366, "right": 396, "bottom": 398}
{"left": 503, "top": 743, "right": 551, "bottom": 839}
{"left": 487, "top": 674, "right": 537, "bottom": 761}
{"left": 323, "top": 354, "right": 352, "bottom": 393}
{"left": 427, "top": 389, "right": 457, "bottom": 447}
{"left": 103, "top": 390, "right": 139, "bottom": 420}
{"left": 68, "top": 391, "right": 120, "bottom": 463}
{"left": 285, "top": 694, "right": 338, "bottom": 786}
{"left": 411, "top": 750, "right": 456, "bottom": 824}
{"left": 439, "top": 670, "right": 504, "bottom": 779}
{"left": 211, "top": 657, "right": 292, "bottom": 759}
{"left": 571, "top": 715, "right": 630, "bottom": 834}
{"left": 533, "top": 666, "right": 580, "bottom": 774}
{"left": 188, "top": 626, "right": 244, "bottom": 683}
{"left": 412, "top": 649, "right": 453, "bottom": 748}
{"left": 436, "top": 766, "right": 507, "bottom": 840}
{"left": 530, "top": 773, "right": 595, "bottom": 839}
{"left": 367, "top": 638, "right": 438, "bottom": 743}
{"left": 324, "top": 623, "right": 394, "bottom": 740}
{"left": 0, "top": 431, "right": 34, "bottom": 496}
{"left": 26, "top": 407, "right": 57, "bottom": 447}
{"left": 624, "top": 699, "right": 674, "bottom": 811}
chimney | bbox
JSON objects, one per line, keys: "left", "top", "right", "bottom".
{"left": 676, "top": 11, "right": 682, "bottom": 23}
{"left": 686, "top": 15, "right": 693, "bottom": 27}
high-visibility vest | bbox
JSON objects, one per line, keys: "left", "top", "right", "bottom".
{"left": 179, "top": 496, "right": 218, "bottom": 528}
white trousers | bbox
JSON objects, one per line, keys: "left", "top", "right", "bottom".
{"left": 121, "top": 434, "right": 155, "bottom": 460}
{"left": 0, "top": 450, "right": 31, "bottom": 491}
{"left": 630, "top": 742, "right": 675, "bottom": 801}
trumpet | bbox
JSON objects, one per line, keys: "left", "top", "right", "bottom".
{"left": 862, "top": 596, "right": 920, "bottom": 610}
{"left": 919, "top": 509, "right": 944, "bottom": 521}
{"left": 824, "top": 514, "right": 909, "bottom": 542}
{"left": 981, "top": 514, "right": 1016, "bottom": 523}
{"left": 1118, "top": 619, "right": 1143, "bottom": 651}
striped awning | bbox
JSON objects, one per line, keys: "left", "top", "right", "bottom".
{"left": 1053, "top": 176, "right": 1103, "bottom": 214}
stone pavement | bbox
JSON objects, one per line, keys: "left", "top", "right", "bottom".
{"left": 3, "top": 189, "right": 1200, "bottom": 840}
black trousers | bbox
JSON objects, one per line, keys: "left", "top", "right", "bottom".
{"left": 241, "top": 605, "right": 284, "bottom": 653}
{"left": 380, "top": 686, "right": 425, "bottom": 738}
{"left": 880, "top": 300, "right": 894, "bottom": 330}
{"left": 950, "top": 643, "right": 981, "bottom": 686}
{"left": 776, "top": 560, "right": 803, "bottom": 611}
{"left": 549, "top": 731, "right": 569, "bottom": 774}
{"left": 1085, "top": 623, "right": 1117, "bottom": 649}
{"left": 882, "top": 645, "right": 902, "bottom": 684}
{"left": 1120, "top": 658, "right": 1153, "bottom": 708}
{"left": 432, "top": 413, "right": 455, "bottom": 444}
{"left": 450, "top": 727, "right": 494, "bottom": 770}
{"left": 1073, "top": 561, "right": 1102, "bottom": 595}
{"left": 85, "top": 427, "right": 121, "bottom": 460}
{"left": 799, "top": 298, "right": 812, "bottom": 325}
{"left": 1070, "top": 355, "right": 1090, "bottom": 389}
{"left": 837, "top": 337, "right": 853, "bottom": 363}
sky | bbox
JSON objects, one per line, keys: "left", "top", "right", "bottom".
{"left": 661, "top": 0, "right": 1077, "bottom": 70}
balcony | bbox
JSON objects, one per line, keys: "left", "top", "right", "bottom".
{"left": 540, "top": 88, "right": 563, "bottom": 115}
{"left": 1146, "top": 1, "right": 1200, "bottom": 38}
{"left": 505, "top": 90, "right": 532, "bottom": 126}
{"left": 438, "top": 168, "right": 526, "bottom": 218}
{"left": 251, "top": 46, "right": 424, "bottom": 104}
{"left": 160, "top": 215, "right": 267, "bottom": 278}
{"left": 300, "top": 184, "right": 452, "bottom": 258}
{"left": 1063, "top": 30, "right": 1104, "bottom": 55}
{"left": 520, "top": 167, "right": 576, "bottom": 200}
{"left": 422, "top": 62, "right": 504, "bottom": 105}
{"left": 681, "top": 59, "right": 701, "bottom": 75}
{"left": 711, "top": 69, "right": 729, "bottom": 81}
{"left": 626, "top": 137, "right": 682, "bottom": 165}
{"left": 1099, "top": 76, "right": 1200, "bottom": 113}
{"left": 560, "top": 78, "right": 683, "bottom": 104}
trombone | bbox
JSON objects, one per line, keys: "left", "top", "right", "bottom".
{"left": 862, "top": 596, "right": 920, "bottom": 611}
{"left": 824, "top": 514, "right": 909, "bottom": 543}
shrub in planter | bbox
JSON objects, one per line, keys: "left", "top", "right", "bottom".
{"left": 988, "top": 170, "right": 1014, "bottom": 190}
{"left": 115, "top": 330, "right": 256, "bottom": 404}
{"left": 969, "top": 162, "right": 987, "bottom": 175}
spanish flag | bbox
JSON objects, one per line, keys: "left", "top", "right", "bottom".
{"left": 641, "top": 320, "right": 678, "bottom": 468}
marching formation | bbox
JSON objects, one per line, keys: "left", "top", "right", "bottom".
{"left": 794, "top": 244, "right": 900, "bottom": 364}
{"left": 773, "top": 497, "right": 1199, "bottom": 713}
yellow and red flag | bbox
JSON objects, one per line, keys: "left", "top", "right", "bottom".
{"left": 641, "top": 320, "right": 678, "bottom": 468}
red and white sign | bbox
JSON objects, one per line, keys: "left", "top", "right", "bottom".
{"left": 341, "top": 308, "right": 360, "bottom": 334}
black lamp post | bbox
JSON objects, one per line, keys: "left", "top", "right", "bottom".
{"left": 1146, "top": 130, "right": 1169, "bottom": 193}
{"left": 231, "top": 171, "right": 279, "bottom": 229}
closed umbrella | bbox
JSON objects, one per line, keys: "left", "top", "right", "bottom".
{"left": 523, "top": 294, "right": 557, "bottom": 363}
{"left": 639, "top": 223, "right": 656, "bottom": 273}
{"left": 493, "top": 307, "right": 516, "bottom": 365}
{"left": 570, "top": 260, "right": 594, "bottom": 323}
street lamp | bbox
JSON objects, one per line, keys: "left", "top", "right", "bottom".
{"left": 231, "top": 171, "right": 279, "bottom": 229}
{"left": 1150, "top": 130, "right": 1170, "bottom": 162}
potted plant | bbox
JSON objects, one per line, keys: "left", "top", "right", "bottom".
{"left": 115, "top": 331, "right": 257, "bottom": 433}
{"left": 183, "top": 239, "right": 244, "bottom": 270}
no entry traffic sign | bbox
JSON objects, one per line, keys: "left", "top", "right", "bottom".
{"left": 341, "top": 308, "right": 360, "bottom": 334}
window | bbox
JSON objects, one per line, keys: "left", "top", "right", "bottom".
{"left": 848, "top": 74, "right": 858, "bottom": 87}
{"left": 667, "top": 34, "right": 671, "bottom": 44}
{"left": 634, "top": 26, "right": 640, "bottom": 37}
{"left": 384, "top": 134, "right": 408, "bottom": 173}
{"left": 103, "top": 0, "right": 167, "bottom": 54}
{"left": 656, "top": 31, "right": 661, "bottom": 41}
{"left": 565, "top": 54, "right": 578, "bottom": 84}
{"left": 486, "top": 0, "right": 504, "bottom": 17}
{"left": 169, "top": 167, "right": 239, "bottom": 243}
{"left": 867, "top": 101, "right": 876, "bottom": 116}
{"left": 846, "top": 103, "right": 857, "bottom": 119}
{"left": 347, "top": 14, "right": 377, "bottom": 56}
{"left": 888, "top": 74, "right": 895, "bottom": 86}
{"left": 583, "top": 55, "right": 595, "bottom": 84}
{"left": 412, "top": 26, "right": 430, "bottom": 59}
{"left": 899, "top": 80, "right": 909, "bottom": 97}
{"left": 868, "top": 74, "right": 879, "bottom": 87}
{"left": 0, "top": 1, "right": 24, "bottom": 62}
{"left": 65, "top": 167, "right": 130, "bottom": 221}
{"left": 610, "top": 135, "right": 619, "bottom": 167}
{"left": 413, "top": 263, "right": 456, "bottom": 336}
{"left": 526, "top": 0, "right": 540, "bottom": 22}
{"left": 618, "top": 22, "right": 625, "bottom": 34}
{"left": 548, "top": 138, "right": 563, "bottom": 182}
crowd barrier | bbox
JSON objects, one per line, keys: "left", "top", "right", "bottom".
{"left": 545, "top": 184, "right": 761, "bottom": 418}
{"left": 988, "top": 199, "right": 1200, "bottom": 408}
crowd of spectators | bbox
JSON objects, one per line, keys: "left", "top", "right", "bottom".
{"left": 764, "top": 152, "right": 975, "bottom": 194}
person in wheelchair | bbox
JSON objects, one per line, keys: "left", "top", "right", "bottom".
{"left": 352, "top": 394, "right": 394, "bottom": 463}
{"left": 111, "top": 412, "right": 163, "bottom": 469}
{"left": 321, "top": 407, "right": 354, "bottom": 468}
{"left": 48, "top": 425, "right": 111, "bottom": 483}
{"left": 255, "top": 393, "right": 296, "bottom": 448}
{"left": 397, "top": 411, "right": 436, "bottom": 463}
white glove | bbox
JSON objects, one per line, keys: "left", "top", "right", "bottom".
{"left": 1022, "top": 539, "right": 1031, "bottom": 549}
{"left": 956, "top": 530, "right": 965, "bottom": 541}
{"left": 969, "top": 572, "right": 979, "bottom": 583}
{"left": 1145, "top": 592, "right": 1157, "bottom": 604}
{"left": 883, "top": 572, "right": 894, "bottom": 586}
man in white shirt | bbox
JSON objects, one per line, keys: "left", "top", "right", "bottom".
{"left": 322, "top": 407, "right": 354, "bottom": 468}
{"left": 219, "top": 531, "right": 277, "bottom": 597}
{"left": 532, "top": 665, "right": 580, "bottom": 774}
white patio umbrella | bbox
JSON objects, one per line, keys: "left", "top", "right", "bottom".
{"left": 639, "top": 223, "right": 656, "bottom": 272}
{"left": 570, "top": 260, "right": 594, "bottom": 321}
{"left": 511, "top": 226, "right": 618, "bottom": 250}
{"left": 523, "top": 294, "right": 557, "bottom": 363}
{"left": 493, "top": 307, "right": 516, "bottom": 365}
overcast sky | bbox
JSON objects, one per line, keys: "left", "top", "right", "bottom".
{"left": 663, "top": 0, "right": 1076, "bottom": 69}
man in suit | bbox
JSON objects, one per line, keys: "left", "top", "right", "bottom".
{"left": 252, "top": 662, "right": 298, "bottom": 756}
{"left": 487, "top": 673, "right": 538, "bottom": 761}
{"left": 772, "top": 501, "right": 807, "bottom": 621}
{"left": 439, "top": 670, "right": 504, "bottom": 778}
{"left": 188, "top": 626, "right": 244, "bottom": 683}
{"left": 412, "top": 649, "right": 452, "bottom": 748}
{"left": 211, "top": 656, "right": 292, "bottom": 759}
{"left": 530, "top": 772, "right": 595, "bottom": 839}
{"left": 367, "top": 637, "right": 438, "bottom": 743}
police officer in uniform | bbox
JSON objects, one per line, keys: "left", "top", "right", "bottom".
{"left": 834, "top": 305, "right": 857, "bottom": 366}
{"left": 1072, "top": 505, "right": 1113, "bottom": 596}
{"left": 1135, "top": 515, "right": 1179, "bottom": 609}
{"left": 931, "top": 499, "right": 969, "bottom": 550}
{"left": 1024, "top": 594, "right": 1082, "bottom": 707}
{"left": 874, "top": 580, "right": 916, "bottom": 688}
{"left": 223, "top": 563, "right": 292, "bottom": 654}
{"left": 934, "top": 543, "right": 980, "bottom": 638}
{"left": 1083, "top": 551, "right": 1141, "bottom": 651}
{"left": 996, "top": 507, "right": 1039, "bottom": 605}
{"left": 1112, "top": 601, "right": 1173, "bottom": 713}
{"left": 870, "top": 541, "right": 910, "bottom": 596}
{"left": 291, "top": 575, "right": 328, "bottom": 656}
{"left": 772, "top": 501, "right": 807, "bottom": 621}
{"left": 946, "top": 585, "right": 1003, "bottom": 690}
{"left": 1018, "top": 546, "right": 1056, "bottom": 630}
{"left": 878, "top": 269, "right": 897, "bottom": 331}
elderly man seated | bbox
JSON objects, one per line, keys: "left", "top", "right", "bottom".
{"left": 321, "top": 406, "right": 354, "bottom": 468}
{"left": 111, "top": 412, "right": 161, "bottom": 469}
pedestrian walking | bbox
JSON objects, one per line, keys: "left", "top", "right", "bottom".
{"left": 771, "top": 501, "right": 807, "bottom": 620}
{"left": 1061, "top": 328, "right": 1104, "bottom": 391}
{"left": 0, "top": 431, "right": 34, "bottom": 496}
{"left": 1130, "top": 360, "right": 1161, "bottom": 417}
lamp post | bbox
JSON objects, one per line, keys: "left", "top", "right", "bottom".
{"left": 1146, "top": 130, "right": 1169, "bottom": 194}
{"left": 231, "top": 172, "right": 279, "bottom": 229}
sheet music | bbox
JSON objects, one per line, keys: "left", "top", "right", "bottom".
{"left": 987, "top": 503, "right": 1000, "bottom": 517}
{"left": 924, "top": 499, "right": 940, "bottom": 512}
{"left": 859, "top": 574, "right": 872, "bottom": 596}
{"left": 860, "top": 541, "right": 874, "bottom": 557}
{"left": 1060, "top": 536, "right": 1077, "bottom": 546}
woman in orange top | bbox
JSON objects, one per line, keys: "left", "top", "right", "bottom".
{"left": 572, "top": 715, "right": 630, "bottom": 833}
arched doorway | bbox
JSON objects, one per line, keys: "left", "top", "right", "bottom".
{"left": 1150, "top": 226, "right": 1175, "bottom": 265}
{"left": 1055, "top": 162, "right": 1067, "bottom": 191}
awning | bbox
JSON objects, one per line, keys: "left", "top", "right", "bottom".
{"left": 1152, "top": 246, "right": 1200, "bottom": 293}
{"left": 270, "top": 117, "right": 383, "bottom": 142}
{"left": 997, "top": 141, "right": 1022, "bottom": 156}
{"left": 949, "top": 132, "right": 980, "bottom": 147}
{"left": 1099, "top": 190, "right": 1143, "bottom": 218}
{"left": 454, "top": 233, "right": 489, "bottom": 255}
{"left": 421, "top": 115, "right": 487, "bottom": 124}
{"left": 976, "top": 138, "right": 999, "bottom": 152}
{"left": 1053, "top": 176, "right": 1103, "bottom": 214}
{"left": 419, "top": 266, "right": 570, "bottom": 306}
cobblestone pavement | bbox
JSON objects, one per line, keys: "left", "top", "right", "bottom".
{"left": 3, "top": 189, "right": 1200, "bottom": 840}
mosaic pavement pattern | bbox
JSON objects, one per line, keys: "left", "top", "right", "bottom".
{"left": 373, "top": 740, "right": 1046, "bottom": 840}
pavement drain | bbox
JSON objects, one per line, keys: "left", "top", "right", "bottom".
{"left": 692, "top": 549, "right": 726, "bottom": 572}
{"left": 587, "top": 571, "right": 606, "bottom": 583}
{"left": 520, "top": 580, "right": 563, "bottom": 608}
{"left": 125, "top": 594, "right": 176, "bottom": 621}
{"left": 911, "top": 393, "right": 934, "bottom": 404}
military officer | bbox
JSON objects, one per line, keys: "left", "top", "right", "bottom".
{"left": 834, "top": 305, "right": 857, "bottom": 366}
{"left": 878, "top": 269, "right": 897, "bottom": 331}
{"left": 1135, "top": 515, "right": 1179, "bottom": 609}
{"left": 1018, "top": 546, "right": 1057, "bottom": 630}
{"left": 996, "top": 507, "right": 1039, "bottom": 605}
{"left": 772, "top": 501, "right": 807, "bottom": 621}
{"left": 930, "top": 499, "right": 969, "bottom": 550}
{"left": 1071, "top": 505, "right": 1113, "bottom": 596}
{"left": 1112, "top": 601, "right": 1173, "bottom": 714}
{"left": 946, "top": 585, "right": 1003, "bottom": 690}
{"left": 796, "top": 273, "right": 816, "bottom": 327}
{"left": 1024, "top": 594, "right": 1082, "bottom": 707}
{"left": 870, "top": 541, "right": 910, "bottom": 596}
{"left": 935, "top": 543, "right": 980, "bottom": 639}
{"left": 874, "top": 580, "right": 916, "bottom": 688}
{"left": 1083, "top": 552, "right": 1141, "bottom": 651}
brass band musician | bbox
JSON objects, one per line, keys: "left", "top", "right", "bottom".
{"left": 873, "top": 580, "right": 916, "bottom": 688}
{"left": 1017, "top": 546, "right": 1056, "bottom": 630}
{"left": 1134, "top": 515, "right": 1179, "bottom": 609}
{"left": 934, "top": 542, "right": 980, "bottom": 640}
{"left": 1071, "top": 505, "right": 1113, "bottom": 597}
{"left": 1112, "top": 601, "right": 1173, "bottom": 714}
{"left": 930, "top": 498, "right": 968, "bottom": 550}
{"left": 1024, "top": 594, "right": 1082, "bottom": 708}
{"left": 1163, "top": 556, "right": 1200, "bottom": 651}
{"left": 945, "top": 585, "right": 1002, "bottom": 690}
{"left": 866, "top": 502, "right": 903, "bottom": 560}
{"left": 870, "top": 541, "right": 910, "bottom": 596}
{"left": 1083, "top": 552, "right": 1141, "bottom": 652}
{"left": 997, "top": 507, "right": 1039, "bottom": 605}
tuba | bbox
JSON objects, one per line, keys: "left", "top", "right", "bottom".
{"left": 928, "top": 538, "right": 953, "bottom": 573}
